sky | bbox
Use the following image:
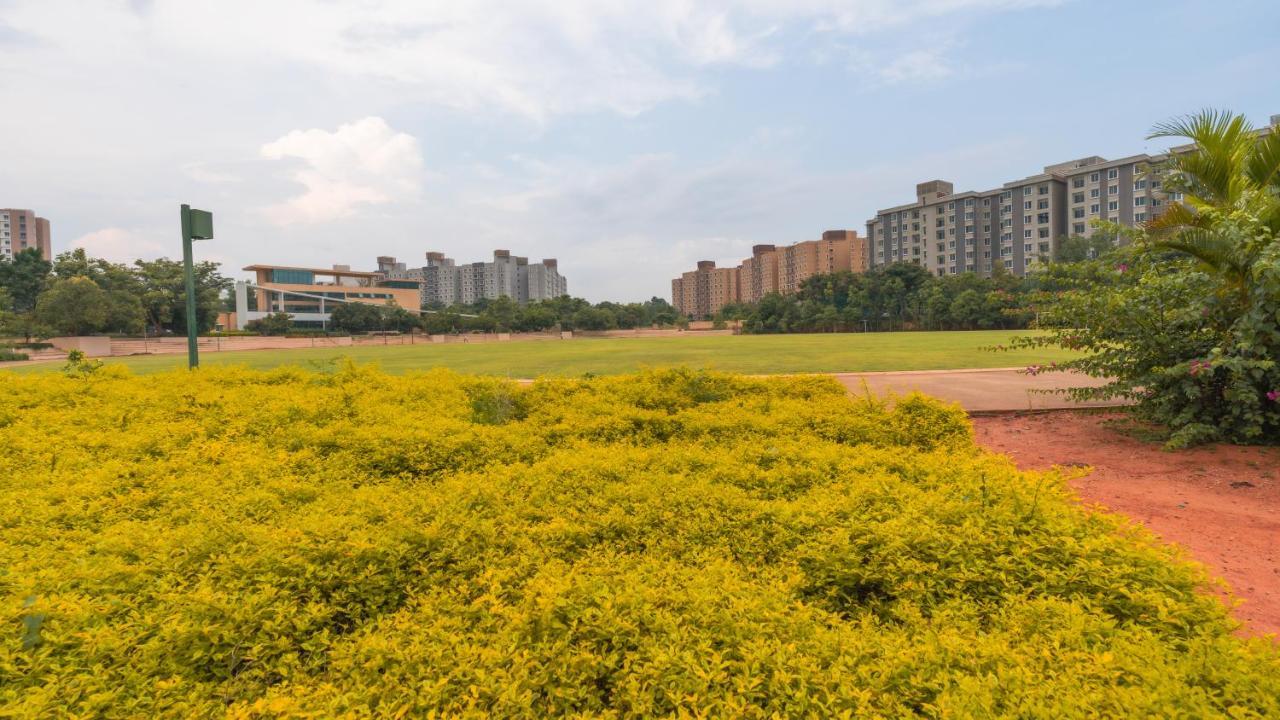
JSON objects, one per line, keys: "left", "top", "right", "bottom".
{"left": 1, "top": 0, "right": 1278, "bottom": 302}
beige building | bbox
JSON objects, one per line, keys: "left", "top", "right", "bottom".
{"left": 671, "top": 230, "right": 865, "bottom": 317}
{"left": 234, "top": 264, "right": 421, "bottom": 330}
{"left": 865, "top": 114, "right": 1280, "bottom": 278}
{"left": 0, "top": 208, "right": 51, "bottom": 260}
{"left": 671, "top": 260, "right": 739, "bottom": 319}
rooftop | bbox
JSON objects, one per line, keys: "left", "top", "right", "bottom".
{"left": 242, "top": 264, "right": 381, "bottom": 278}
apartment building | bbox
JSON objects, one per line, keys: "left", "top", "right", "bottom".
{"left": 671, "top": 230, "right": 865, "bottom": 317}
{"left": 860, "top": 115, "right": 1280, "bottom": 278}
{"left": 671, "top": 260, "right": 740, "bottom": 319}
{"left": 387, "top": 249, "right": 568, "bottom": 307}
{"left": 0, "top": 208, "right": 52, "bottom": 261}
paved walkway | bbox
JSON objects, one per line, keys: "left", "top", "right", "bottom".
{"left": 830, "top": 368, "right": 1121, "bottom": 412}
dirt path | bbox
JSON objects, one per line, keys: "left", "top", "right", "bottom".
{"left": 973, "top": 411, "right": 1280, "bottom": 638}
{"left": 832, "top": 368, "right": 1119, "bottom": 412}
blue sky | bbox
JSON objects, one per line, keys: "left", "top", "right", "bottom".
{"left": 1, "top": 0, "right": 1277, "bottom": 300}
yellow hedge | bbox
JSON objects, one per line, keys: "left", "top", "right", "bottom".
{"left": 0, "top": 365, "right": 1276, "bottom": 718}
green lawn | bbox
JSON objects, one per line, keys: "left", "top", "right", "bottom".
{"left": 4, "top": 330, "right": 1079, "bottom": 378}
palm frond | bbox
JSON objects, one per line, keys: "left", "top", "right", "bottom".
{"left": 1246, "top": 124, "right": 1280, "bottom": 192}
{"left": 1142, "top": 227, "right": 1250, "bottom": 285}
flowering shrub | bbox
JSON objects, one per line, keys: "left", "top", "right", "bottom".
{"left": 0, "top": 365, "right": 1277, "bottom": 717}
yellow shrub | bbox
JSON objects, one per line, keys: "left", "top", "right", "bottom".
{"left": 0, "top": 366, "right": 1276, "bottom": 718}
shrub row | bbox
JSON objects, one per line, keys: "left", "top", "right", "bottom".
{"left": 0, "top": 366, "right": 1276, "bottom": 717}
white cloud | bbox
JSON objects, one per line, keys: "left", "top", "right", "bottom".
{"left": 876, "top": 48, "right": 955, "bottom": 84}
{"left": 70, "top": 228, "right": 166, "bottom": 263}
{"left": 260, "top": 117, "right": 424, "bottom": 225}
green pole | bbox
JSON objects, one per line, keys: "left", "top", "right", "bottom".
{"left": 181, "top": 204, "right": 199, "bottom": 369}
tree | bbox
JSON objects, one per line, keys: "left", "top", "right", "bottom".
{"left": 569, "top": 307, "right": 617, "bottom": 331}
{"left": 245, "top": 312, "right": 293, "bottom": 335}
{"left": 34, "top": 277, "right": 110, "bottom": 336}
{"left": 1012, "top": 110, "right": 1280, "bottom": 446}
{"left": 51, "top": 249, "right": 145, "bottom": 334}
{"left": 328, "top": 301, "right": 384, "bottom": 333}
{"left": 0, "top": 248, "right": 52, "bottom": 318}
{"left": 134, "top": 258, "right": 231, "bottom": 336}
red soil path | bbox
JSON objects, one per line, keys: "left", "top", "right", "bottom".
{"left": 973, "top": 411, "right": 1280, "bottom": 638}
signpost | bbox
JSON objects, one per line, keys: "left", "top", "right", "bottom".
{"left": 180, "top": 204, "right": 214, "bottom": 369}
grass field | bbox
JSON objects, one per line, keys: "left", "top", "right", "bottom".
{"left": 4, "top": 330, "right": 1080, "bottom": 377}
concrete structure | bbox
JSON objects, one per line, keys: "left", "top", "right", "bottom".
{"left": 0, "top": 208, "right": 51, "bottom": 260}
{"left": 386, "top": 250, "right": 567, "bottom": 307}
{"left": 670, "top": 230, "right": 864, "bottom": 317}
{"left": 864, "top": 116, "right": 1280, "bottom": 278}
{"left": 234, "top": 264, "right": 421, "bottom": 330}
{"left": 671, "top": 260, "right": 740, "bottom": 319}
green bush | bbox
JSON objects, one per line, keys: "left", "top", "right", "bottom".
{"left": 0, "top": 349, "right": 29, "bottom": 362}
{"left": 1012, "top": 111, "right": 1280, "bottom": 446}
{"left": 0, "top": 367, "right": 1276, "bottom": 717}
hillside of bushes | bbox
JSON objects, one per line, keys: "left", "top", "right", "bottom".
{"left": 1, "top": 366, "right": 1277, "bottom": 717}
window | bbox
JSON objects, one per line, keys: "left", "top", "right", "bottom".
{"left": 1037, "top": 213, "right": 1049, "bottom": 224}
{"left": 983, "top": 198, "right": 990, "bottom": 206}
{"left": 1134, "top": 179, "right": 1147, "bottom": 190}
{"left": 948, "top": 215, "right": 955, "bottom": 224}
{"left": 964, "top": 211, "right": 974, "bottom": 220}
{"left": 1108, "top": 168, "right": 1119, "bottom": 179}
{"left": 1108, "top": 200, "right": 1119, "bottom": 211}
{"left": 983, "top": 250, "right": 991, "bottom": 259}
{"left": 1090, "top": 188, "right": 1100, "bottom": 198}
{"left": 964, "top": 198, "right": 974, "bottom": 207}
{"left": 1108, "top": 185, "right": 1118, "bottom": 195}
{"left": 983, "top": 224, "right": 990, "bottom": 233}
{"left": 948, "top": 228, "right": 956, "bottom": 236}
{"left": 1073, "top": 208, "right": 1085, "bottom": 219}
{"left": 949, "top": 253, "right": 956, "bottom": 261}
{"left": 1090, "top": 203, "right": 1099, "bottom": 214}
{"left": 1001, "top": 205, "right": 1012, "bottom": 214}
{"left": 1024, "top": 243, "right": 1033, "bottom": 253}
{"left": 936, "top": 243, "right": 945, "bottom": 252}
{"left": 948, "top": 201, "right": 955, "bottom": 210}
{"left": 1038, "top": 185, "right": 1048, "bottom": 195}
{"left": 1023, "top": 187, "right": 1033, "bottom": 196}
{"left": 949, "top": 240, "right": 956, "bottom": 249}
{"left": 936, "top": 230, "right": 945, "bottom": 240}
{"left": 1072, "top": 192, "right": 1084, "bottom": 203}
{"left": 936, "top": 218, "right": 944, "bottom": 227}
{"left": 1073, "top": 223, "right": 1086, "bottom": 234}
{"left": 1023, "top": 229, "right": 1033, "bottom": 239}
{"left": 1090, "top": 172, "right": 1099, "bottom": 182}
{"left": 1072, "top": 177, "right": 1085, "bottom": 188}
{"left": 1134, "top": 212, "right": 1147, "bottom": 222}
{"left": 1039, "top": 242, "right": 1050, "bottom": 253}
{"left": 1134, "top": 197, "right": 1147, "bottom": 206}
{"left": 1023, "top": 201, "right": 1032, "bottom": 210}
{"left": 1037, "top": 199, "right": 1049, "bottom": 210}
{"left": 1004, "top": 259, "right": 1013, "bottom": 269}
{"left": 1000, "top": 191, "right": 1011, "bottom": 201}
{"left": 1038, "top": 228, "right": 1050, "bottom": 239}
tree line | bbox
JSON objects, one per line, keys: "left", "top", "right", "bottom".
{"left": 0, "top": 248, "right": 231, "bottom": 339}
{"left": 248, "top": 295, "right": 687, "bottom": 335}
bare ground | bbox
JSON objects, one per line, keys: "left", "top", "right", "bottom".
{"left": 973, "top": 411, "right": 1280, "bottom": 638}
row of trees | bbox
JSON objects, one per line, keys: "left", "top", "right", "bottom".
{"left": 0, "top": 248, "right": 231, "bottom": 338}
{"left": 718, "top": 263, "right": 1038, "bottom": 333}
{"left": 246, "top": 295, "right": 687, "bottom": 336}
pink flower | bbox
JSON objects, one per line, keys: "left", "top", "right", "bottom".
{"left": 1116, "top": 263, "right": 1129, "bottom": 273}
{"left": 1268, "top": 390, "right": 1279, "bottom": 402}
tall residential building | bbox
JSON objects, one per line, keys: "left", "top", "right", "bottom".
{"left": 670, "top": 230, "right": 865, "bottom": 317}
{"left": 864, "top": 114, "right": 1280, "bottom": 278}
{"left": 0, "top": 209, "right": 52, "bottom": 261}
{"left": 387, "top": 249, "right": 567, "bottom": 306}
{"left": 672, "top": 260, "right": 740, "bottom": 319}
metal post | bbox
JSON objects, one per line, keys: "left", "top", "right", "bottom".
{"left": 181, "top": 204, "right": 199, "bottom": 369}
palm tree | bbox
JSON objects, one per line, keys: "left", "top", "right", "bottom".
{"left": 1142, "top": 110, "right": 1280, "bottom": 305}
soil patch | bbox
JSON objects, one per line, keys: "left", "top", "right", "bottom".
{"left": 973, "top": 411, "right": 1280, "bottom": 638}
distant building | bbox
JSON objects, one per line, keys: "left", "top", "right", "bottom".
{"left": 0, "top": 208, "right": 51, "bottom": 260}
{"left": 670, "top": 230, "right": 864, "bottom": 318}
{"left": 233, "top": 264, "right": 421, "bottom": 330}
{"left": 386, "top": 249, "right": 568, "bottom": 306}
{"left": 864, "top": 113, "right": 1279, "bottom": 278}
